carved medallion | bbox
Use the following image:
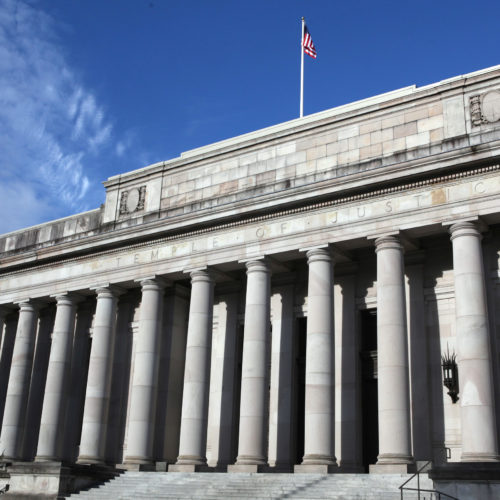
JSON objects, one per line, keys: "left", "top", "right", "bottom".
{"left": 470, "top": 90, "right": 500, "bottom": 126}
{"left": 119, "top": 186, "right": 146, "bottom": 215}
{"left": 482, "top": 90, "right": 500, "bottom": 123}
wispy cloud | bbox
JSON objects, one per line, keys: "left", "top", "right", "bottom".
{"left": 0, "top": 0, "right": 118, "bottom": 233}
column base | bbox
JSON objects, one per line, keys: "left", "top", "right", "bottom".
{"left": 168, "top": 463, "right": 210, "bottom": 472}
{"left": 227, "top": 463, "right": 269, "bottom": 473}
{"left": 461, "top": 452, "right": 500, "bottom": 462}
{"left": 301, "top": 454, "right": 337, "bottom": 466}
{"left": 173, "top": 455, "right": 207, "bottom": 468}
{"left": 376, "top": 453, "right": 414, "bottom": 464}
{"left": 122, "top": 462, "right": 156, "bottom": 471}
{"left": 294, "top": 463, "right": 338, "bottom": 474}
{"left": 370, "top": 463, "right": 416, "bottom": 474}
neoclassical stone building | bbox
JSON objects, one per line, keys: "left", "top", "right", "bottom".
{"left": 1, "top": 65, "right": 500, "bottom": 493}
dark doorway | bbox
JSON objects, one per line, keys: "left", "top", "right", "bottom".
{"left": 292, "top": 317, "right": 306, "bottom": 464}
{"left": 360, "top": 309, "right": 379, "bottom": 471}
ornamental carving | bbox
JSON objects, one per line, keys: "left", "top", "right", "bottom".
{"left": 470, "top": 90, "right": 500, "bottom": 126}
{"left": 119, "top": 186, "right": 146, "bottom": 215}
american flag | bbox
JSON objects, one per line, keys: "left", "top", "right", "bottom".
{"left": 302, "top": 24, "right": 317, "bottom": 59}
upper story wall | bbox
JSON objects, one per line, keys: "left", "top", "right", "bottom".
{"left": 2, "top": 65, "right": 500, "bottom": 262}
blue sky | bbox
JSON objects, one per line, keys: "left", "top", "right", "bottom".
{"left": 1, "top": 0, "right": 500, "bottom": 234}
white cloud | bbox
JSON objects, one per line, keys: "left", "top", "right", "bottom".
{"left": 115, "top": 141, "right": 127, "bottom": 157}
{"left": 0, "top": 0, "right": 118, "bottom": 234}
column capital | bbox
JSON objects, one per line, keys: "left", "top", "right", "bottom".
{"left": 374, "top": 234, "right": 403, "bottom": 253}
{"left": 305, "top": 247, "right": 333, "bottom": 264}
{"left": 135, "top": 276, "right": 170, "bottom": 291}
{"left": 90, "top": 284, "right": 125, "bottom": 298}
{"left": 50, "top": 292, "right": 84, "bottom": 306}
{"left": 448, "top": 220, "right": 483, "bottom": 241}
{"left": 189, "top": 268, "right": 215, "bottom": 284}
{"left": 245, "top": 259, "right": 270, "bottom": 275}
{"left": 14, "top": 299, "right": 39, "bottom": 312}
{"left": 299, "top": 243, "right": 329, "bottom": 252}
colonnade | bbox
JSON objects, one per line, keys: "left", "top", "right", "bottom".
{"left": 0, "top": 222, "right": 498, "bottom": 469}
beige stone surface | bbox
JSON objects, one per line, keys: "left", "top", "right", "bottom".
{"left": 3, "top": 66, "right": 500, "bottom": 493}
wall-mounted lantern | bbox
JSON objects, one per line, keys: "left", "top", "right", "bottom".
{"left": 441, "top": 345, "right": 459, "bottom": 404}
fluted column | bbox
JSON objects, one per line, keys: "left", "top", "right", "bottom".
{"left": 173, "top": 270, "right": 214, "bottom": 469}
{"left": 301, "top": 248, "right": 337, "bottom": 468}
{"left": 234, "top": 259, "right": 271, "bottom": 469}
{"left": 36, "top": 294, "right": 78, "bottom": 461}
{"left": 125, "top": 278, "right": 166, "bottom": 464}
{"left": 0, "top": 301, "right": 39, "bottom": 460}
{"left": 449, "top": 221, "right": 499, "bottom": 461}
{"left": 78, "top": 286, "right": 121, "bottom": 464}
{"left": 375, "top": 235, "right": 413, "bottom": 466}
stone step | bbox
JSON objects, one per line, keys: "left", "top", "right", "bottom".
{"left": 67, "top": 471, "right": 435, "bottom": 499}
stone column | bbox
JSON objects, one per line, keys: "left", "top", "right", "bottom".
{"left": 0, "top": 301, "right": 39, "bottom": 460}
{"left": 231, "top": 259, "right": 271, "bottom": 471}
{"left": 172, "top": 270, "right": 214, "bottom": 471}
{"left": 374, "top": 235, "right": 413, "bottom": 469}
{"left": 298, "top": 248, "right": 337, "bottom": 471}
{"left": 449, "top": 221, "right": 499, "bottom": 461}
{"left": 78, "top": 286, "right": 121, "bottom": 464}
{"left": 124, "top": 278, "right": 166, "bottom": 465}
{"left": 36, "top": 294, "right": 78, "bottom": 461}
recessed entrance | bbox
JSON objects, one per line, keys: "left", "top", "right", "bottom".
{"left": 360, "top": 309, "right": 378, "bottom": 471}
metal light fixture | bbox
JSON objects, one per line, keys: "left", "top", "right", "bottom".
{"left": 441, "top": 345, "right": 459, "bottom": 404}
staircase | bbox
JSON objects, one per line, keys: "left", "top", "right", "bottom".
{"left": 67, "top": 471, "right": 435, "bottom": 499}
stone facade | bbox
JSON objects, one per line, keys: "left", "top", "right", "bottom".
{"left": 2, "top": 65, "right": 500, "bottom": 494}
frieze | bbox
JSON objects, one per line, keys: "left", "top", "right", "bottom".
{"left": 119, "top": 186, "right": 146, "bottom": 215}
{"left": 470, "top": 90, "right": 500, "bottom": 126}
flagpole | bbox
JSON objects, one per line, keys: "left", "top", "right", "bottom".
{"left": 300, "top": 17, "right": 305, "bottom": 118}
